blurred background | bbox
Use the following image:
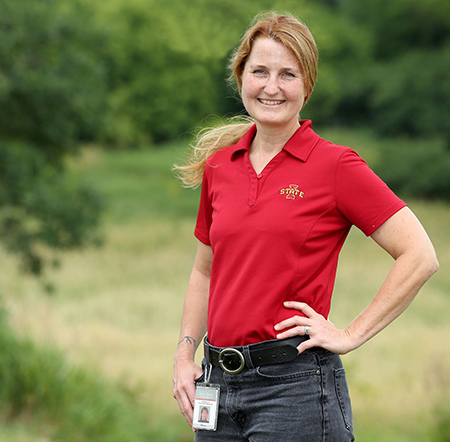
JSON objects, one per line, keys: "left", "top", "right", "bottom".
{"left": 0, "top": 0, "right": 449, "bottom": 441}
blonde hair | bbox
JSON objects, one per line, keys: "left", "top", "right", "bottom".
{"left": 175, "top": 12, "right": 318, "bottom": 188}
{"left": 174, "top": 116, "right": 254, "bottom": 188}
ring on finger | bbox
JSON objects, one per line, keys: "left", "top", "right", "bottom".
{"left": 304, "top": 325, "right": 310, "bottom": 336}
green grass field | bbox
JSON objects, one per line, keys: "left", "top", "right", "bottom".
{"left": 1, "top": 131, "right": 449, "bottom": 441}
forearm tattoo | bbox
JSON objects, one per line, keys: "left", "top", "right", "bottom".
{"left": 178, "top": 336, "right": 197, "bottom": 348}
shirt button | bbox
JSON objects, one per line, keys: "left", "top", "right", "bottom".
{"left": 256, "top": 173, "right": 262, "bottom": 179}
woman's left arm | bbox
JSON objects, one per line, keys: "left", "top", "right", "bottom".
{"left": 274, "top": 207, "right": 439, "bottom": 354}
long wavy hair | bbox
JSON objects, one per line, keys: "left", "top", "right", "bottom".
{"left": 174, "top": 12, "right": 318, "bottom": 188}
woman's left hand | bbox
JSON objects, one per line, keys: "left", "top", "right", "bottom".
{"left": 274, "top": 301, "right": 355, "bottom": 355}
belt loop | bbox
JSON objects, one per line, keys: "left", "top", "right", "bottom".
{"left": 242, "top": 346, "right": 254, "bottom": 369}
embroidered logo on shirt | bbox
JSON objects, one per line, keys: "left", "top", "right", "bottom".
{"left": 280, "top": 184, "right": 304, "bottom": 200}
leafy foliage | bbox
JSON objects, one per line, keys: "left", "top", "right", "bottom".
{"left": 338, "top": 0, "right": 450, "bottom": 143}
{"left": 0, "top": 142, "right": 103, "bottom": 274}
{"left": 374, "top": 136, "right": 450, "bottom": 200}
{"left": 93, "top": 0, "right": 265, "bottom": 145}
{"left": 0, "top": 307, "right": 153, "bottom": 442}
{"left": 369, "top": 44, "right": 450, "bottom": 141}
{"left": 0, "top": 0, "right": 107, "bottom": 152}
{"left": 0, "top": 0, "right": 105, "bottom": 276}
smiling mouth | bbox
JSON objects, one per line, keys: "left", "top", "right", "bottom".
{"left": 258, "top": 99, "right": 285, "bottom": 105}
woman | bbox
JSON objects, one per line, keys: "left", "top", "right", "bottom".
{"left": 199, "top": 407, "right": 209, "bottom": 423}
{"left": 172, "top": 12, "right": 438, "bottom": 441}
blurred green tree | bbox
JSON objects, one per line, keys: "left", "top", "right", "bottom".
{"left": 95, "top": 0, "right": 266, "bottom": 146}
{"left": 0, "top": 0, "right": 105, "bottom": 277}
{"left": 339, "top": 0, "right": 450, "bottom": 143}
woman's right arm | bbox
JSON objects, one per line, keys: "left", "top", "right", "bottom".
{"left": 172, "top": 241, "right": 213, "bottom": 427}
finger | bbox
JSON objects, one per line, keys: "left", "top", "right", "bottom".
{"left": 276, "top": 327, "right": 307, "bottom": 340}
{"left": 174, "top": 383, "right": 196, "bottom": 425}
{"left": 179, "top": 391, "right": 195, "bottom": 425}
{"left": 274, "top": 315, "right": 309, "bottom": 332}
{"left": 276, "top": 322, "right": 313, "bottom": 339}
{"left": 296, "top": 338, "right": 316, "bottom": 355}
{"left": 283, "top": 301, "right": 318, "bottom": 318}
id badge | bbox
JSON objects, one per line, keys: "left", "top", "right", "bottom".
{"left": 192, "top": 382, "right": 220, "bottom": 431}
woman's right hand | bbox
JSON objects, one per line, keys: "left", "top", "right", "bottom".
{"left": 173, "top": 354, "right": 203, "bottom": 427}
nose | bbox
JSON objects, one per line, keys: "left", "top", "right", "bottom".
{"left": 264, "top": 74, "right": 280, "bottom": 95}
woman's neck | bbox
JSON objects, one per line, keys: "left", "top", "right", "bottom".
{"left": 251, "top": 121, "right": 300, "bottom": 155}
{"left": 249, "top": 122, "right": 301, "bottom": 175}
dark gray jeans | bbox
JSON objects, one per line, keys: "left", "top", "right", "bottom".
{"left": 195, "top": 347, "right": 355, "bottom": 442}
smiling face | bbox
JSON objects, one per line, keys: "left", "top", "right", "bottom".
{"left": 241, "top": 37, "right": 307, "bottom": 133}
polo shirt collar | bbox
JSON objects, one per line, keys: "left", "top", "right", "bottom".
{"left": 230, "top": 120, "right": 321, "bottom": 162}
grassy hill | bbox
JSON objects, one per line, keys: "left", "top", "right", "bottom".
{"left": 1, "top": 131, "right": 449, "bottom": 441}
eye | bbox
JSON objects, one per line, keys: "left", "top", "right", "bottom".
{"left": 283, "top": 71, "right": 296, "bottom": 78}
{"left": 253, "top": 69, "right": 266, "bottom": 75}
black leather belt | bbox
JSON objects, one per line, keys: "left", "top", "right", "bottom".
{"left": 205, "top": 335, "right": 309, "bottom": 374}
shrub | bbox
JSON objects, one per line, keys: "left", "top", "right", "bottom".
{"left": 373, "top": 136, "right": 450, "bottom": 201}
{"left": 0, "top": 306, "right": 152, "bottom": 442}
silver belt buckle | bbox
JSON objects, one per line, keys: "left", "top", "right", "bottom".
{"left": 218, "top": 348, "right": 245, "bottom": 374}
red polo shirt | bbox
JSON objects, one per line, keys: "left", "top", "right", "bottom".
{"left": 195, "top": 120, "right": 406, "bottom": 347}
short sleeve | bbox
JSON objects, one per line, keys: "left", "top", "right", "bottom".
{"left": 335, "top": 150, "right": 406, "bottom": 236}
{"left": 194, "top": 168, "right": 213, "bottom": 245}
